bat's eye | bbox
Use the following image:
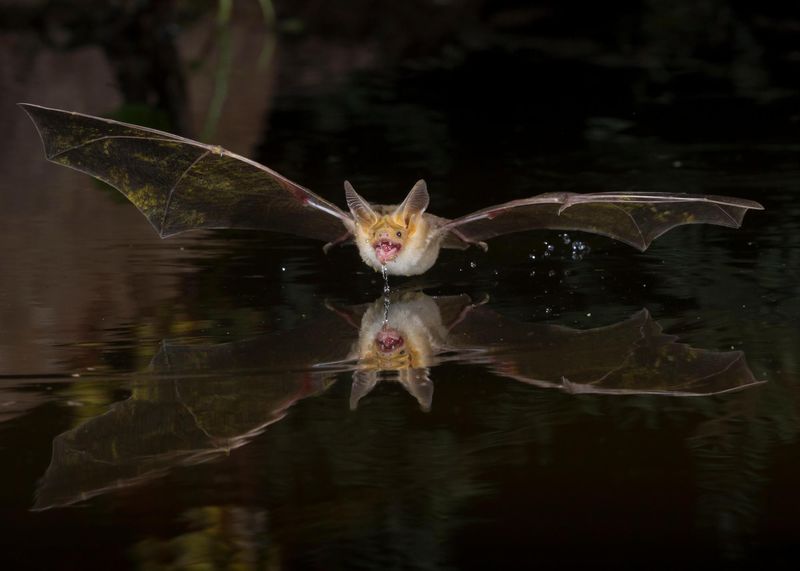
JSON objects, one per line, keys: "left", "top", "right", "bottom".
{"left": 396, "top": 231, "right": 402, "bottom": 238}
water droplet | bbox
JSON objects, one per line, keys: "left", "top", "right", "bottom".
{"left": 560, "top": 233, "right": 571, "bottom": 245}
{"left": 548, "top": 269, "right": 556, "bottom": 277}
{"left": 546, "top": 244, "right": 555, "bottom": 252}
{"left": 381, "top": 265, "right": 390, "bottom": 295}
{"left": 529, "top": 270, "right": 536, "bottom": 277}
{"left": 545, "top": 307, "right": 552, "bottom": 314}
{"left": 469, "top": 261, "right": 477, "bottom": 269}
{"left": 528, "top": 253, "right": 537, "bottom": 261}
{"left": 586, "top": 312, "right": 592, "bottom": 317}
{"left": 281, "top": 266, "right": 286, "bottom": 271}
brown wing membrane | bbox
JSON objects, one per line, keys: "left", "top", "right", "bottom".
{"left": 20, "top": 103, "right": 352, "bottom": 241}
{"left": 449, "top": 308, "right": 761, "bottom": 396}
{"left": 441, "top": 192, "right": 763, "bottom": 250}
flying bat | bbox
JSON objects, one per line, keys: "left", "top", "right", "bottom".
{"left": 33, "top": 290, "right": 761, "bottom": 509}
{"left": 21, "top": 103, "right": 763, "bottom": 276}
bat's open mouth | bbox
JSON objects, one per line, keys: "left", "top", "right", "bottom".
{"left": 373, "top": 240, "right": 402, "bottom": 263}
{"left": 375, "top": 329, "right": 404, "bottom": 354}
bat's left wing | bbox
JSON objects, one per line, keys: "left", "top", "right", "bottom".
{"left": 20, "top": 103, "right": 352, "bottom": 242}
{"left": 448, "top": 307, "right": 762, "bottom": 396}
{"left": 439, "top": 192, "right": 763, "bottom": 251}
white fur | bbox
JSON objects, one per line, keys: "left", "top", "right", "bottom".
{"left": 353, "top": 214, "right": 445, "bottom": 276}
{"left": 357, "top": 293, "right": 449, "bottom": 366}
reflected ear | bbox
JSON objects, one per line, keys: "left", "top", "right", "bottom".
{"left": 350, "top": 370, "right": 379, "bottom": 410}
{"left": 393, "top": 180, "right": 429, "bottom": 223}
{"left": 399, "top": 368, "right": 433, "bottom": 412}
{"left": 345, "top": 181, "right": 378, "bottom": 224}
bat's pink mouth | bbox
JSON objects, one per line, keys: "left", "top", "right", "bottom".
{"left": 375, "top": 328, "right": 404, "bottom": 354}
{"left": 373, "top": 240, "right": 402, "bottom": 263}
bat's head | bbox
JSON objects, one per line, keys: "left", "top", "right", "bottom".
{"left": 354, "top": 292, "right": 438, "bottom": 369}
{"left": 372, "top": 326, "right": 420, "bottom": 368}
{"left": 356, "top": 323, "right": 421, "bottom": 370}
{"left": 350, "top": 328, "right": 433, "bottom": 411}
{"left": 346, "top": 180, "right": 430, "bottom": 266}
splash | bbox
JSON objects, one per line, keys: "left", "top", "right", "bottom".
{"left": 570, "top": 240, "right": 590, "bottom": 261}
{"left": 528, "top": 235, "right": 591, "bottom": 263}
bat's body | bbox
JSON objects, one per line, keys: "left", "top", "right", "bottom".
{"left": 347, "top": 197, "right": 464, "bottom": 275}
{"left": 21, "top": 103, "right": 763, "bottom": 276}
{"left": 347, "top": 200, "right": 444, "bottom": 275}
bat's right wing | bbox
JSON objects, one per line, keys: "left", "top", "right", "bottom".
{"left": 439, "top": 192, "right": 763, "bottom": 251}
{"left": 21, "top": 103, "right": 352, "bottom": 242}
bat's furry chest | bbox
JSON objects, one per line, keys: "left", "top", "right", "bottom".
{"left": 354, "top": 213, "right": 443, "bottom": 276}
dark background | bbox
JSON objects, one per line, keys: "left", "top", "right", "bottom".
{"left": 1, "top": 1, "right": 799, "bottom": 570}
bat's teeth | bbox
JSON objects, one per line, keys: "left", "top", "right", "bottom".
{"left": 376, "top": 329, "right": 404, "bottom": 353}
{"left": 373, "top": 240, "right": 402, "bottom": 262}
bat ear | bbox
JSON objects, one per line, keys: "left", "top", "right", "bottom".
{"left": 394, "top": 179, "right": 429, "bottom": 223}
{"left": 350, "top": 370, "right": 379, "bottom": 410}
{"left": 398, "top": 368, "right": 434, "bottom": 412}
{"left": 345, "top": 181, "right": 378, "bottom": 224}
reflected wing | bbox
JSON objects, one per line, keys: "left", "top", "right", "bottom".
{"left": 152, "top": 310, "right": 361, "bottom": 375}
{"left": 441, "top": 192, "right": 763, "bottom": 250}
{"left": 449, "top": 308, "right": 762, "bottom": 396}
{"left": 34, "top": 312, "right": 359, "bottom": 510}
{"left": 33, "top": 373, "right": 325, "bottom": 510}
{"left": 21, "top": 103, "right": 352, "bottom": 241}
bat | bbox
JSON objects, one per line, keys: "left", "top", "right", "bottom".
{"left": 320, "top": 291, "right": 761, "bottom": 409}
{"left": 34, "top": 291, "right": 761, "bottom": 508}
{"left": 21, "top": 103, "right": 764, "bottom": 276}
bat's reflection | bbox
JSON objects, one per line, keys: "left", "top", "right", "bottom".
{"left": 34, "top": 292, "right": 762, "bottom": 509}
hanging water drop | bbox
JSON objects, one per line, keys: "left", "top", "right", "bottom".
{"left": 381, "top": 265, "right": 390, "bottom": 295}
{"left": 381, "top": 265, "right": 391, "bottom": 324}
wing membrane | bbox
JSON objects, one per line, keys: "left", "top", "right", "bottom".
{"left": 21, "top": 103, "right": 351, "bottom": 242}
{"left": 442, "top": 192, "right": 763, "bottom": 250}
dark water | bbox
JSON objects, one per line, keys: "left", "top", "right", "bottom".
{"left": 1, "top": 2, "right": 799, "bottom": 569}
